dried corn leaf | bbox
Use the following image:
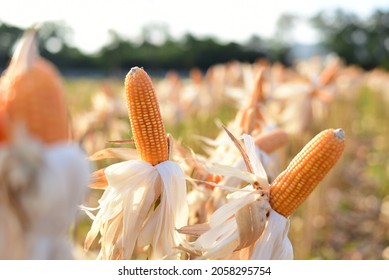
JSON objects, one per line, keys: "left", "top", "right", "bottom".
{"left": 84, "top": 159, "right": 188, "bottom": 260}
{"left": 204, "top": 163, "right": 258, "bottom": 185}
{"left": 223, "top": 126, "right": 254, "bottom": 174}
{"left": 89, "top": 147, "right": 138, "bottom": 161}
{"left": 250, "top": 209, "right": 293, "bottom": 260}
{"left": 177, "top": 223, "right": 210, "bottom": 237}
{"left": 235, "top": 198, "right": 269, "bottom": 250}
{"left": 90, "top": 168, "right": 108, "bottom": 190}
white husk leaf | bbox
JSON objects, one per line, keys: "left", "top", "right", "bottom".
{"left": 83, "top": 159, "right": 188, "bottom": 260}
{"left": 0, "top": 129, "right": 90, "bottom": 259}
{"left": 138, "top": 161, "right": 188, "bottom": 259}
{"left": 195, "top": 219, "right": 240, "bottom": 260}
{"left": 201, "top": 132, "right": 270, "bottom": 189}
{"left": 250, "top": 209, "right": 293, "bottom": 260}
{"left": 189, "top": 186, "right": 266, "bottom": 259}
{"left": 83, "top": 160, "right": 158, "bottom": 259}
{"left": 23, "top": 143, "right": 90, "bottom": 259}
{"left": 205, "top": 163, "right": 258, "bottom": 184}
{"left": 242, "top": 134, "right": 268, "bottom": 181}
{"left": 209, "top": 188, "right": 260, "bottom": 227}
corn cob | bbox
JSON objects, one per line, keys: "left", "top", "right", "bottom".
{"left": 269, "top": 128, "right": 345, "bottom": 217}
{"left": 0, "top": 108, "right": 8, "bottom": 142}
{"left": 254, "top": 128, "right": 289, "bottom": 154}
{"left": 125, "top": 67, "right": 168, "bottom": 166}
{"left": 1, "top": 29, "right": 69, "bottom": 144}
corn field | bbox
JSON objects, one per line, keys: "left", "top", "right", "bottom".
{"left": 1, "top": 29, "right": 389, "bottom": 260}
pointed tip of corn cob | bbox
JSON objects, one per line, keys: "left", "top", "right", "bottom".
{"left": 125, "top": 66, "right": 168, "bottom": 166}
{"left": 334, "top": 128, "right": 345, "bottom": 140}
{"left": 128, "top": 66, "right": 140, "bottom": 77}
{"left": 269, "top": 128, "right": 345, "bottom": 217}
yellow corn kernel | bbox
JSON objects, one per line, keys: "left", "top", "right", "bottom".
{"left": 269, "top": 128, "right": 345, "bottom": 217}
{"left": 125, "top": 67, "right": 168, "bottom": 166}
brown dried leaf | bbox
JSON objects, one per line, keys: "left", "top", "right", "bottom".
{"left": 107, "top": 139, "right": 134, "bottom": 144}
{"left": 235, "top": 198, "right": 269, "bottom": 250}
{"left": 222, "top": 126, "right": 254, "bottom": 175}
{"left": 177, "top": 223, "right": 210, "bottom": 237}
{"left": 89, "top": 168, "right": 108, "bottom": 190}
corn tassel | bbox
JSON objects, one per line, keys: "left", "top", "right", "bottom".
{"left": 125, "top": 67, "right": 168, "bottom": 166}
{"left": 269, "top": 128, "right": 345, "bottom": 217}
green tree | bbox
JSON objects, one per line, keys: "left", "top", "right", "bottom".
{"left": 267, "top": 14, "right": 296, "bottom": 64}
{"left": 0, "top": 22, "right": 23, "bottom": 68}
{"left": 311, "top": 9, "right": 389, "bottom": 69}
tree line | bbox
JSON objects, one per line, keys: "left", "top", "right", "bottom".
{"left": 0, "top": 22, "right": 281, "bottom": 74}
{"left": 1, "top": 9, "right": 389, "bottom": 74}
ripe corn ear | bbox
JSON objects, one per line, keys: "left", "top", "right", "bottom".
{"left": 254, "top": 128, "right": 289, "bottom": 153}
{"left": 1, "top": 29, "right": 69, "bottom": 144}
{"left": 269, "top": 128, "right": 345, "bottom": 217}
{"left": 125, "top": 67, "right": 168, "bottom": 166}
{"left": 0, "top": 115, "right": 8, "bottom": 142}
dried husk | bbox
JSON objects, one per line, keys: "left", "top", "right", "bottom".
{"left": 83, "top": 159, "right": 188, "bottom": 260}
{"left": 0, "top": 127, "right": 89, "bottom": 259}
{"left": 235, "top": 197, "right": 269, "bottom": 250}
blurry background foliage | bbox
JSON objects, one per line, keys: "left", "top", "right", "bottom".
{"left": 2, "top": 9, "right": 389, "bottom": 75}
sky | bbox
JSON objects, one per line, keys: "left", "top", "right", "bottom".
{"left": 1, "top": 0, "right": 388, "bottom": 54}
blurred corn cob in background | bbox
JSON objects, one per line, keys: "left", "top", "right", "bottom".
{"left": 0, "top": 27, "right": 89, "bottom": 259}
{"left": 0, "top": 28, "right": 69, "bottom": 144}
